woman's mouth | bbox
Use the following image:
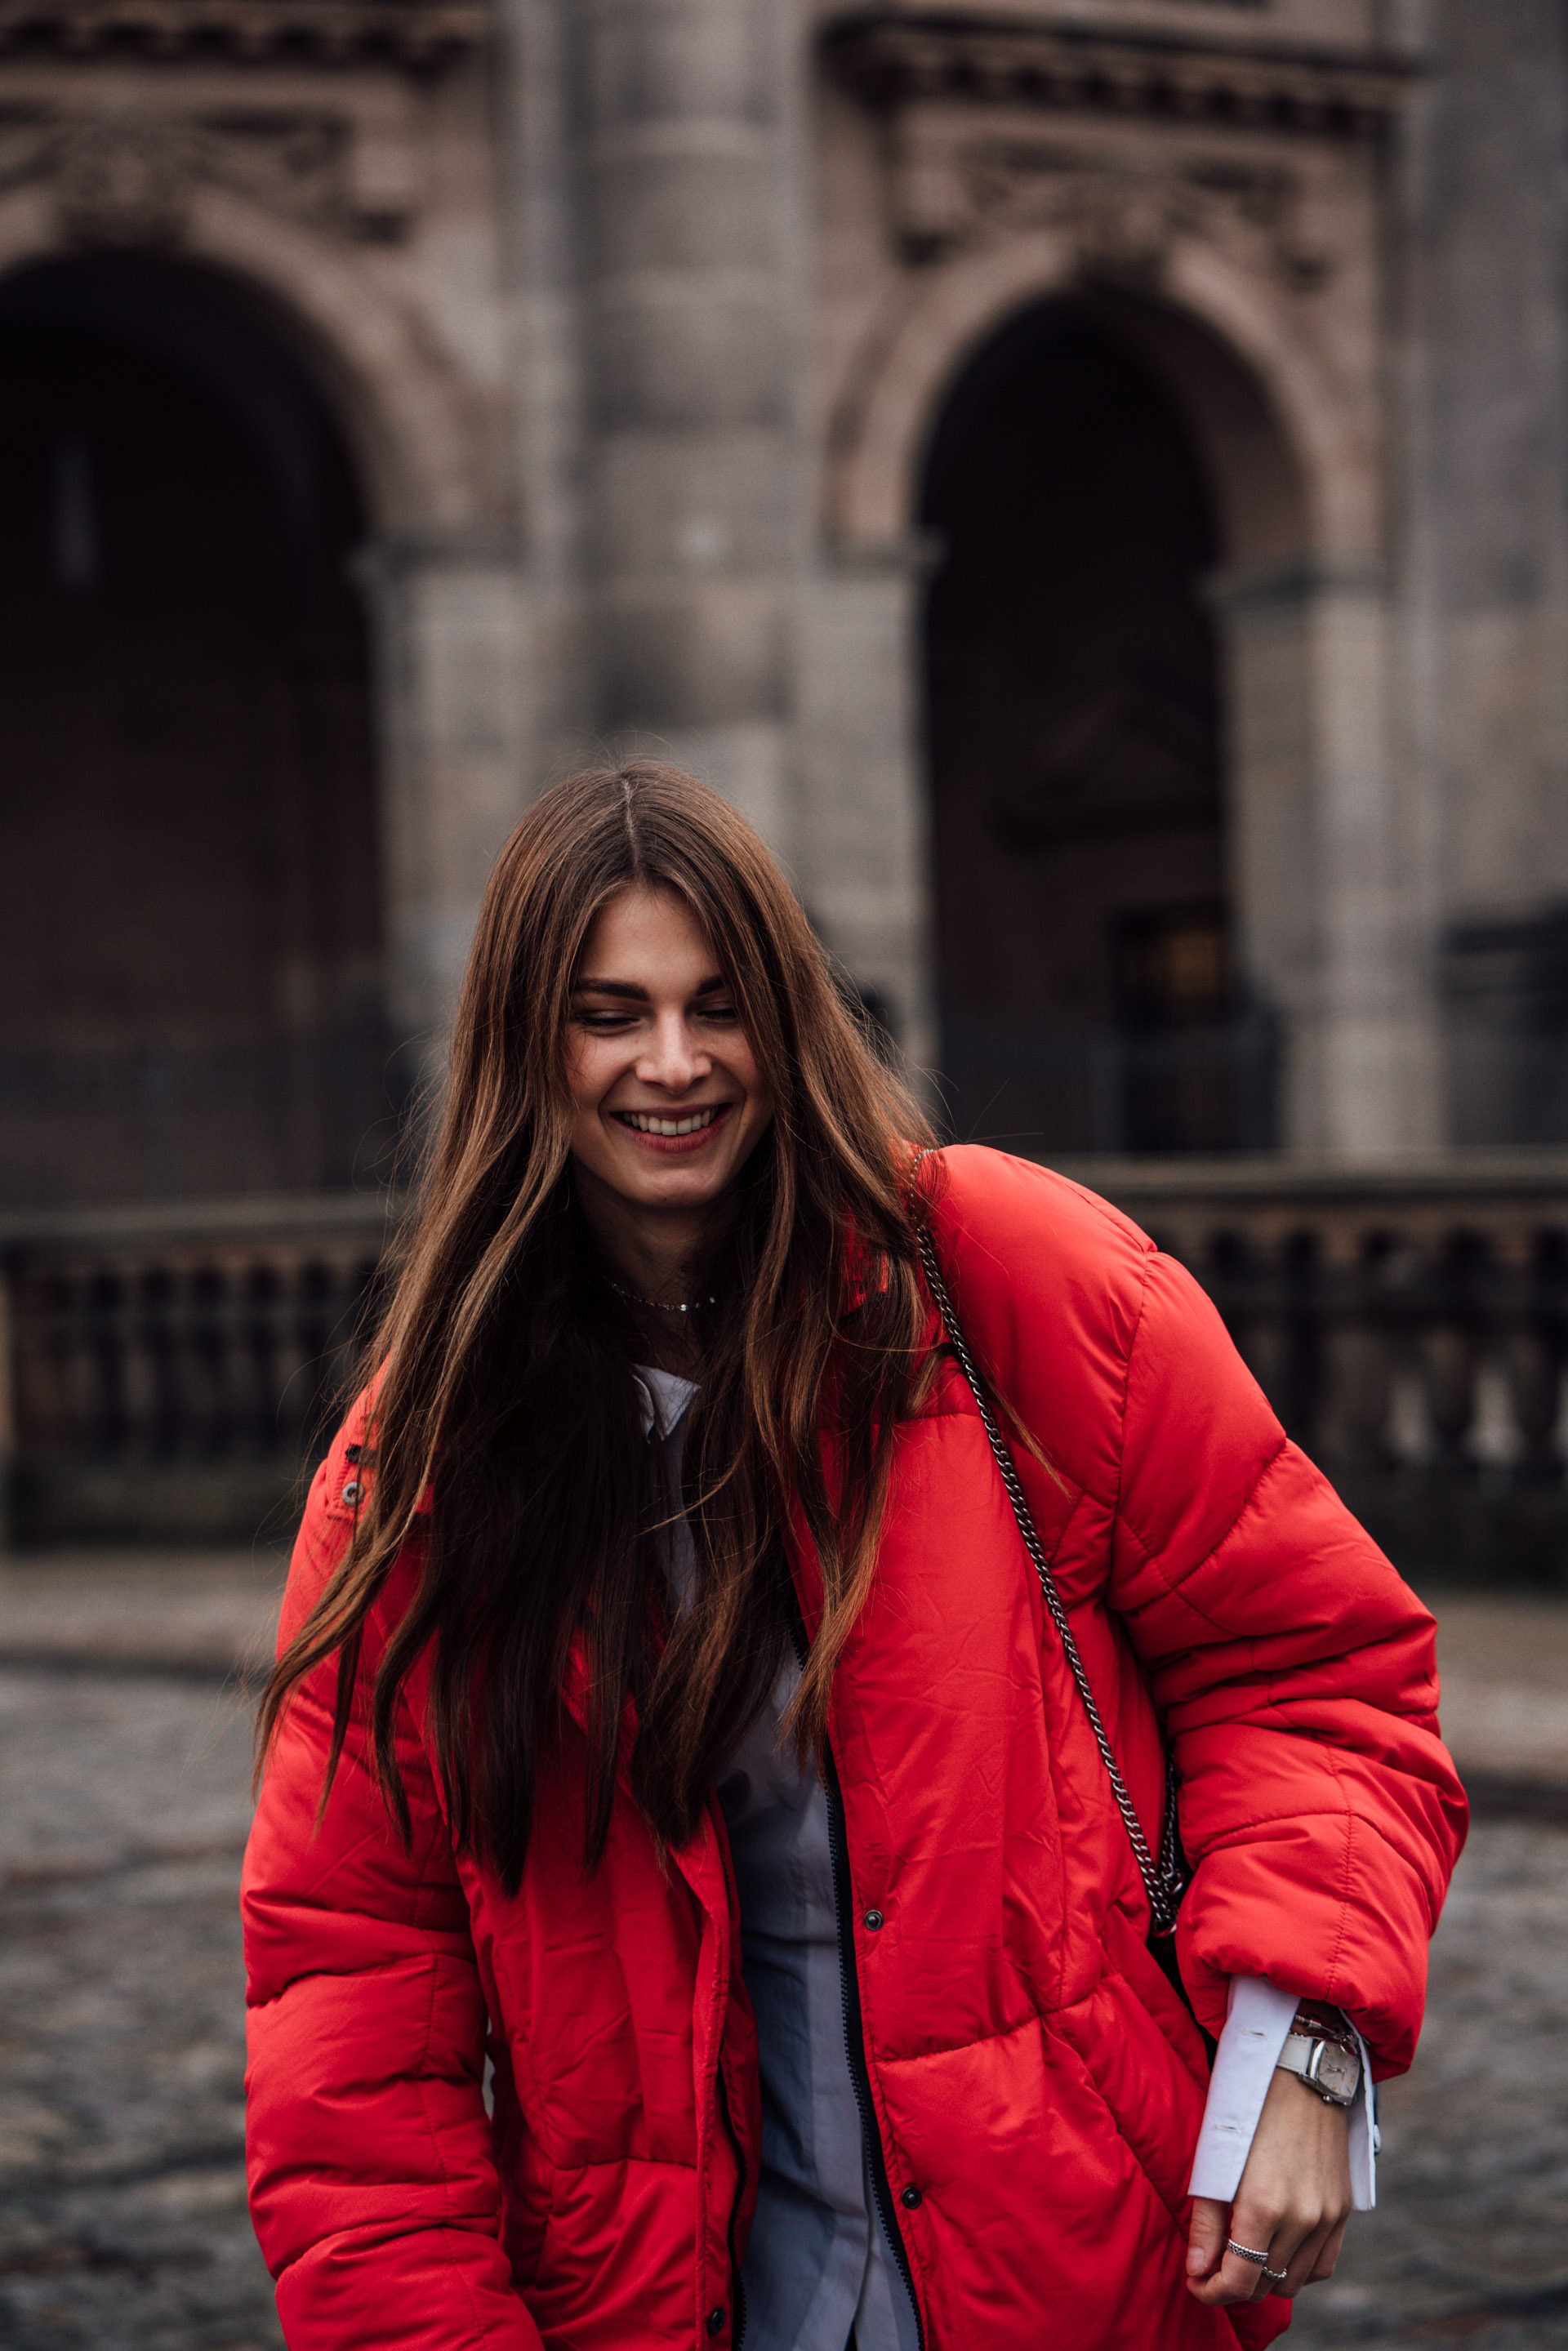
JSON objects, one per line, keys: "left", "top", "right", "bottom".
{"left": 612, "top": 1103, "right": 733, "bottom": 1151}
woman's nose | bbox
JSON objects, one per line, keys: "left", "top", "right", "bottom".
{"left": 636, "top": 1015, "right": 710, "bottom": 1091}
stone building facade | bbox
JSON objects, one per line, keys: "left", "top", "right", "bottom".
{"left": 0, "top": 0, "right": 1564, "bottom": 1207}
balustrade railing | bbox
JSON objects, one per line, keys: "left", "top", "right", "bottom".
{"left": 1060, "top": 1151, "right": 1568, "bottom": 1583}
{"left": 5, "top": 1156, "right": 1568, "bottom": 1576}
{"left": 0, "top": 1193, "right": 394, "bottom": 1543}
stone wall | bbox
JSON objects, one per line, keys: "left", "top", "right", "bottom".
{"left": 3, "top": 0, "right": 1568, "bottom": 1196}
{"left": 1396, "top": 0, "right": 1568, "bottom": 1145}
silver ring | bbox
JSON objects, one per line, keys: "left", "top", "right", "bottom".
{"left": 1263, "top": 2267, "right": 1289, "bottom": 2286}
{"left": 1227, "top": 2241, "right": 1272, "bottom": 2267}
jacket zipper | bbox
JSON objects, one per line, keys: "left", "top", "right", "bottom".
{"left": 712, "top": 1824, "right": 750, "bottom": 2351}
{"left": 787, "top": 1604, "right": 927, "bottom": 2351}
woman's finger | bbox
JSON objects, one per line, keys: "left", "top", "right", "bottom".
{"left": 1307, "top": 2216, "right": 1349, "bottom": 2284}
{"left": 1270, "top": 2217, "right": 1331, "bottom": 2298}
{"left": 1223, "top": 2239, "right": 1288, "bottom": 2303}
{"left": 1269, "top": 2200, "right": 1352, "bottom": 2299}
{"left": 1187, "top": 2205, "right": 1296, "bottom": 2304}
{"left": 1236, "top": 2188, "right": 1297, "bottom": 2295}
{"left": 1230, "top": 2184, "right": 1336, "bottom": 2301}
{"left": 1185, "top": 2195, "right": 1231, "bottom": 2283}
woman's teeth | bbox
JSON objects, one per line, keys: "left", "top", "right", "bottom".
{"left": 621, "top": 1106, "right": 723, "bottom": 1137}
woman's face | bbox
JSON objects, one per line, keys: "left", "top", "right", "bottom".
{"left": 564, "top": 886, "right": 774, "bottom": 1227}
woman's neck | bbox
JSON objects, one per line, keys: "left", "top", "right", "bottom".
{"left": 573, "top": 1160, "right": 724, "bottom": 1375}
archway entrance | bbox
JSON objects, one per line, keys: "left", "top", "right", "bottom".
{"left": 0, "top": 255, "right": 387, "bottom": 1211}
{"left": 921, "top": 296, "right": 1276, "bottom": 1155}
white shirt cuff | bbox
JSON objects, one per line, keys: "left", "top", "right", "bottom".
{"left": 1188, "top": 1976, "right": 1297, "bottom": 2201}
{"left": 1187, "top": 1978, "right": 1377, "bottom": 2211}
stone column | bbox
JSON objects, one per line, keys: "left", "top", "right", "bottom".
{"left": 1216, "top": 560, "right": 1441, "bottom": 1154}
{"left": 574, "top": 0, "right": 807, "bottom": 853}
{"left": 795, "top": 538, "right": 939, "bottom": 1078}
{"left": 1392, "top": 0, "right": 1568, "bottom": 1145}
{"left": 501, "top": 0, "right": 593, "bottom": 782}
{"left": 359, "top": 532, "right": 531, "bottom": 1082}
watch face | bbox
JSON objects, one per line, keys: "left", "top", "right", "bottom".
{"left": 1312, "top": 2043, "right": 1361, "bottom": 2104}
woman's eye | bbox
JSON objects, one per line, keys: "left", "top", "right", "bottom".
{"left": 700, "top": 1002, "right": 739, "bottom": 1023}
{"left": 574, "top": 1009, "right": 636, "bottom": 1031}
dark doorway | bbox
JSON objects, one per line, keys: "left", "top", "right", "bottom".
{"left": 921, "top": 298, "right": 1274, "bottom": 1155}
{"left": 0, "top": 256, "right": 390, "bottom": 1211}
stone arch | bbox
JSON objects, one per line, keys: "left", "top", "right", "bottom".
{"left": 823, "top": 234, "right": 1393, "bottom": 1151}
{"left": 828, "top": 228, "right": 1351, "bottom": 570}
{"left": 0, "top": 178, "right": 532, "bottom": 1177}
{"left": 0, "top": 232, "right": 403, "bottom": 1208}
{"left": 919, "top": 294, "right": 1261, "bottom": 1150}
{"left": 0, "top": 178, "right": 492, "bottom": 537}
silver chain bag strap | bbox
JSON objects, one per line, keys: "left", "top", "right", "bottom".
{"left": 913, "top": 1218, "right": 1190, "bottom": 1941}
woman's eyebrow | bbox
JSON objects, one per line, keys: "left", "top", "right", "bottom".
{"left": 571, "top": 974, "right": 729, "bottom": 999}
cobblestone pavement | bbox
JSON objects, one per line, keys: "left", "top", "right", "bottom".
{"left": 0, "top": 1553, "right": 286, "bottom": 2349}
{"left": 1, "top": 1557, "right": 1566, "bottom": 2349}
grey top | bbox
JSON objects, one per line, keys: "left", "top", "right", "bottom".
{"left": 639, "top": 1366, "right": 920, "bottom": 2351}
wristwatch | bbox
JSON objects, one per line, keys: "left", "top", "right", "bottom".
{"left": 1275, "top": 2001, "right": 1363, "bottom": 2108}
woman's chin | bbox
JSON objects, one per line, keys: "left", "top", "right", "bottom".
{"left": 619, "top": 1164, "right": 735, "bottom": 1212}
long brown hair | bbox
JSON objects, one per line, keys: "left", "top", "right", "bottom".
{"left": 256, "top": 761, "right": 936, "bottom": 1886}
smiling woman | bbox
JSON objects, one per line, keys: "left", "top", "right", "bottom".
{"left": 253, "top": 760, "right": 925, "bottom": 1868}
{"left": 243, "top": 762, "right": 1465, "bottom": 2351}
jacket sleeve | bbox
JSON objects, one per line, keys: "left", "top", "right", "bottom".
{"left": 243, "top": 1466, "right": 544, "bottom": 2351}
{"left": 1107, "top": 1249, "right": 1468, "bottom": 2076}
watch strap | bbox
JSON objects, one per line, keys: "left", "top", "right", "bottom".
{"left": 1276, "top": 2028, "right": 1362, "bottom": 2108}
{"left": 1293, "top": 1999, "right": 1360, "bottom": 2054}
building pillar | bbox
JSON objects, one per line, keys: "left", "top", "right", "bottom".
{"left": 1217, "top": 560, "right": 1441, "bottom": 1155}
{"left": 501, "top": 0, "right": 593, "bottom": 785}
{"left": 360, "top": 533, "right": 531, "bottom": 1080}
{"left": 574, "top": 0, "right": 807, "bottom": 854}
{"left": 795, "top": 538, "right": 938, "bottom": 1076}
{"left": 1392, "top": 0, "right": 1568, "bottom": 1145}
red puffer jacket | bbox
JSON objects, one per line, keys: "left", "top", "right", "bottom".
{"left": 244, "top": 1147, "right": 1467, "bottom": 2351}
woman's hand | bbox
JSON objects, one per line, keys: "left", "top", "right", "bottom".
{"left": 1185, "top": 2066, "right": 1354, "bottom": 2304}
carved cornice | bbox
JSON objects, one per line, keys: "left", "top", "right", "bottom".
{"left": 0, "top": 2, "right": 487, "bottom": 73}
{"left": 821, "top": 11, "right": 1415, "bottom": 140}
{"left": 0, "top": 100, "right": 426, "bottom": 241}
{"left": 891, "top": 141, "right": 1338, "bottom": 283}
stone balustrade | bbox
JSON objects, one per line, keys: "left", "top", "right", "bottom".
{"left": 0, "top": 1193, "right": 394, "bottom": 1544}
{"left": 5, "top": 1157, "right": 1568, "bottom": 1576}
{"left": 1060, "top": 1151, "right": 1568, "bottom": 1583}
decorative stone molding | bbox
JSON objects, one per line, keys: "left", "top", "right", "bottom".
{"left": 821, "top": 11, "right": 1414, "bottom": 143}
{"left": 55, "top": 110, "right": 193, "bottom": 243}
{"left": 0, "top": 99, "right": 421, "bottom": 243}
{"left": 0, "top": 0, "right": 486, "bottom": 73}
{"left": 889, "top": 127, "right": 1334, "bottom": 283}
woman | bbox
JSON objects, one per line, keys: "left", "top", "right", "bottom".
{"left": 244, "top": 762, "right": 1466, "bottom": 2351}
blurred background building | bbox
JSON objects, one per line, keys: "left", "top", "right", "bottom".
{"left": 7, "top": 0, "right": 1568, "bottom": 1561}
{"left": 7, "top": 26, "right": 1568, "bottom": 2349}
